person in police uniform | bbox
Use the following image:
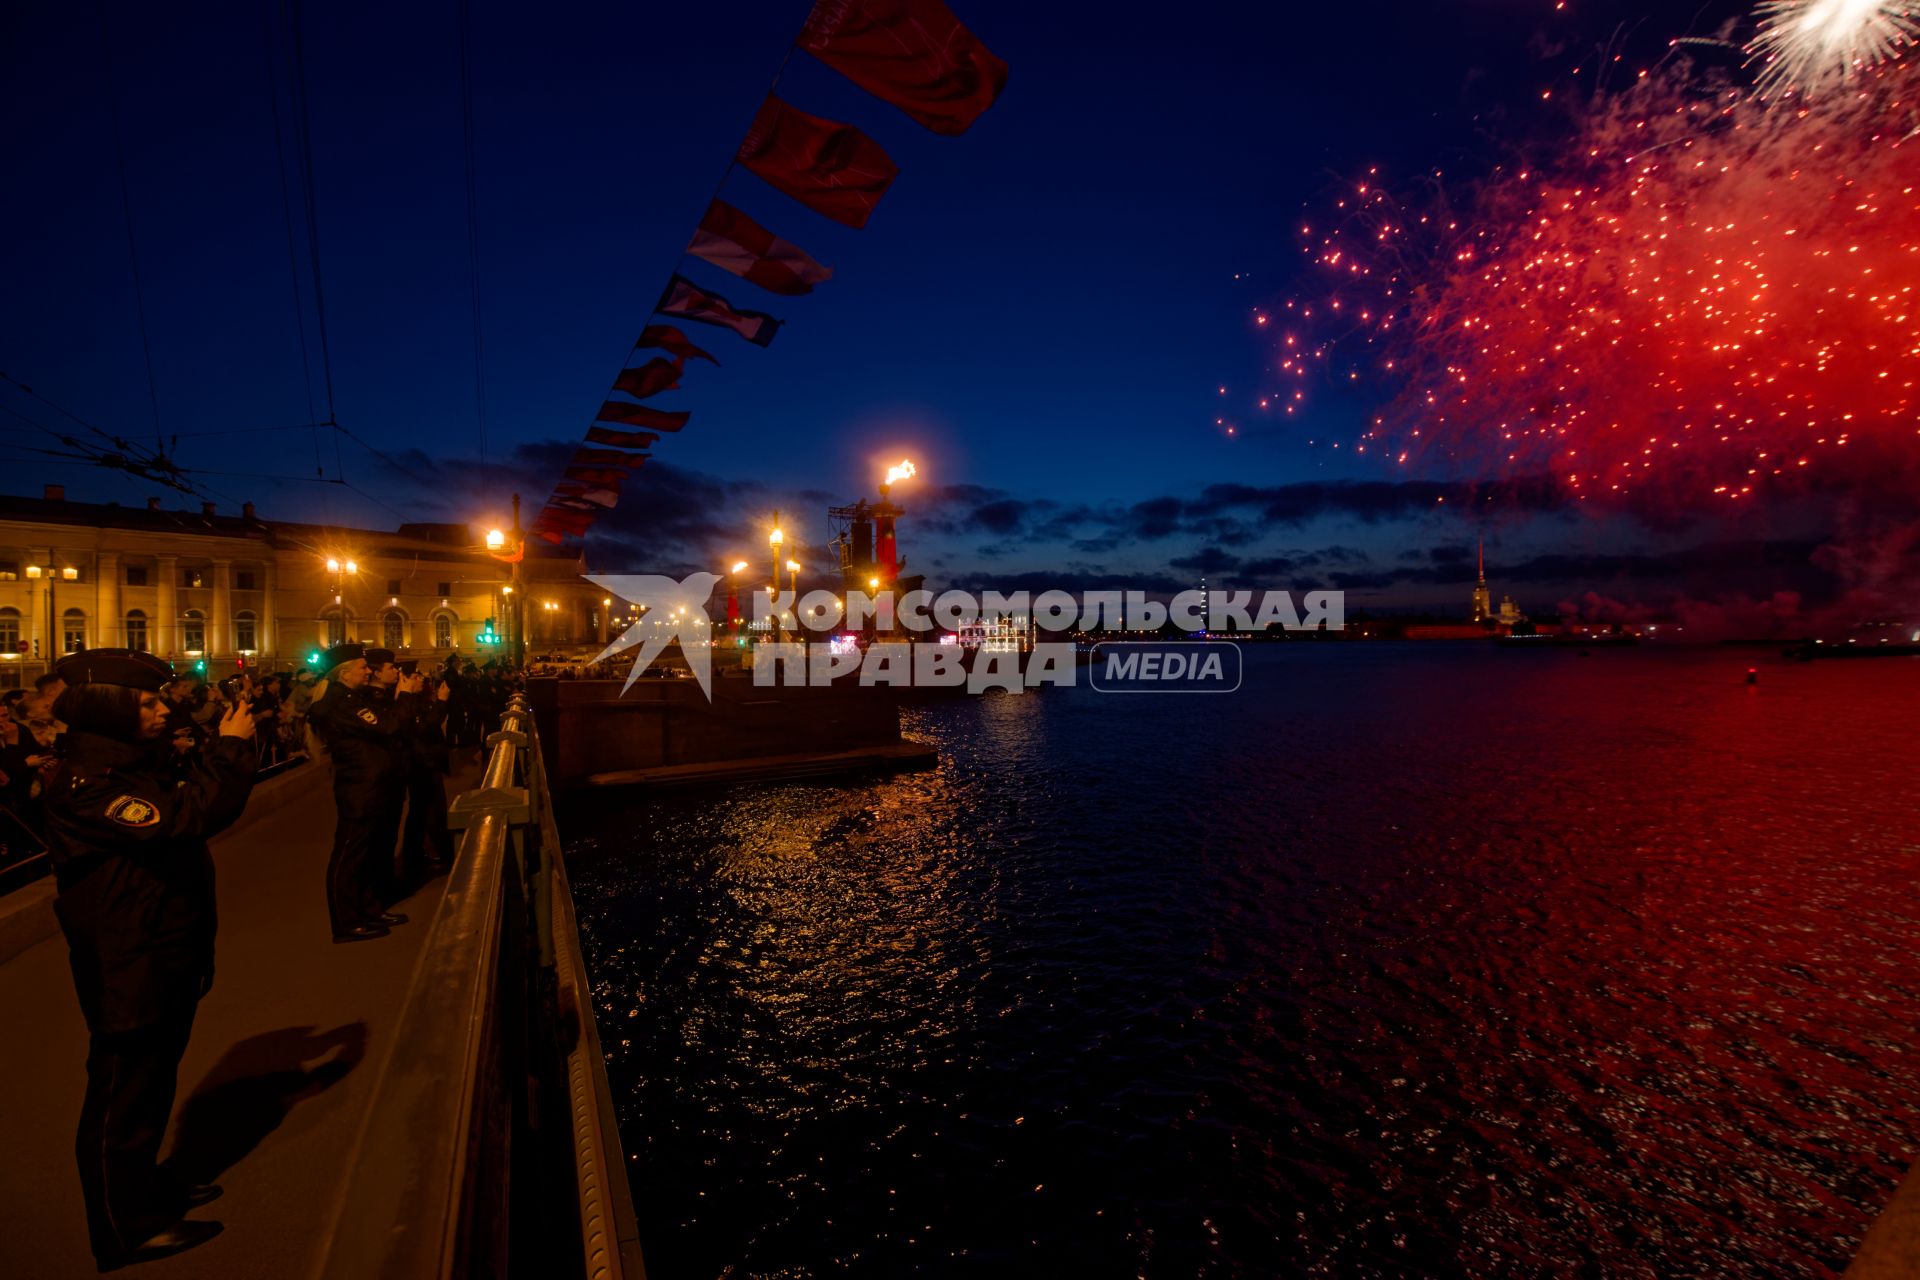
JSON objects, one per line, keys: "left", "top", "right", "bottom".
{"left": 394, "top": 658, "right": 454, "bottom": 889}
{"left": 306, "top": 643, "right": 421, "bottom": 942}
{"left": 43, "top": 648, "right": 256, "bottom": 1269}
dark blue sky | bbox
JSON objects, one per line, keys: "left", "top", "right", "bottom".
{"left": 8, "top": 0, "right": 1839, "bottom": 617}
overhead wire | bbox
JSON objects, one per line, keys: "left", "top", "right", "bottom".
{"left": 261, "top": 1, "right": 326, "bottom": 481}
{"left": 96, "top": 0, "right": 166, "bottom": 457}
{"left": 458, "top": 0, "right": 490, "bottom": 467}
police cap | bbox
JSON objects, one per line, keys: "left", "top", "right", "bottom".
{"left": 320, "top": 642, "right": 366, "bottom": 672}
{"left": 55, "top": 647, "right": 175, "bottom": 692}
{"left": 364, "top": 647, "right": 397, "bottom": 668}
{"left": 396, "top": 658, "right": 419, "bottom": 676}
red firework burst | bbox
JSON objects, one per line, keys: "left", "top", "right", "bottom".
{"left": 1290, "top": 60, "right": 1920, "bottom": 503}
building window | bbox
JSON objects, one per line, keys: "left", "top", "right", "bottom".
{"left": 236, "top": 570, "right": 257, "bottom": 591}
{"left": 433, "top": 613, "right": 453, "bottom": 649}
{"left": 382, "top": 610, "right": 405, "bottom": 649}
{"left": 126, "top": 565, "right": 149, "bottom": 587}
{"left": 436, "top": 581, "right": 452, "bottom": 597}
{"left": 182, "top": 609, "right": 206, "bottom": 653}
{"left": 323, "top": 608, "right": 346, "bottom": 647}
{"left": 63, "top": 608, "right": 86, "bottom": 654}
{"left": 235, "top": 610, "right": 257, "bottom": 652}
{"left": 0, "top": 562, "right": 17, "bottom": 582}
{"left": 386, "top": 579, "right": 402, "bottom": 596}
{"left": 0, "top": 608, "right": 18, "bottom": 652}
{"left": 125, "top": 609, "right": 149, "bottom": 652}
{"left": 182, "top": 567, "right": 206, "bottom": 588}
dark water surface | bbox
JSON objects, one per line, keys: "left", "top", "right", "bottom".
{"left": 563, "top": 647, "right": 1920, "bottom": 1278}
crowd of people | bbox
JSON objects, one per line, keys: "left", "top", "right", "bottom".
{"left": 0, "top": 653, "right": 524, "bottom": 862}
{"left": 14, "top": 643, "right": 527, "bottom": 1267}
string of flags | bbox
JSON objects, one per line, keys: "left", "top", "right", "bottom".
{"left": 531, "top": 0, "right": 1007, "bottom": 543}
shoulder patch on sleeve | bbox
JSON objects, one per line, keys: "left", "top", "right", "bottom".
{"left": 104, "top": 795, "right": 162, "bottom": 828}
{"left": 357, "top": 708, "right": 379, "bottom": 724}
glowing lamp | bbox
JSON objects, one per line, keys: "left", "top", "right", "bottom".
{"left": 731, "top": 561, "right": 749, "bottom": 574}
{"left": 485, "top": 529, "right": 506, "bottom": 552}
{"left": 325, "top": 559, "right": 340, "bottom": 574}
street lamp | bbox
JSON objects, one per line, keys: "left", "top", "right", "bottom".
{"left": 482, "top": 495, "right": 527, "bottom": 668}
{"left": 768, "top": 515, "right": 785, "bottom": 643}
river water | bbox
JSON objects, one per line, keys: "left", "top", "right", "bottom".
{"left": 563, "top": 647, "right": 1920, "bottom": 1278}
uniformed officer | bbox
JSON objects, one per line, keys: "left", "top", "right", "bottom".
{"left": 306, "top": 643, "right": 420, "bottom": 942}
{"left": 43, "top": 648, "right": 256, "bottom": 1269}
{"left": 394, "top": 658, "right": 454, "bottom": 889}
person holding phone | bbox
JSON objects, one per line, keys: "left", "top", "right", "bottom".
{"left": 42, "top": 648, "right": 256, "bottom": 1268}
{"left": 306, "top": 643, "right": 422, "bottom": 942}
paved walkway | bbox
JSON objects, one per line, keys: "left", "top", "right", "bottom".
{"left": 0, "top": 761, "right": 471, "bottom": 1278}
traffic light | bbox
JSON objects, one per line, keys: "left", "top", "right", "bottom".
{"left": 477, "top": 618, "right": 499, "bottom": 646}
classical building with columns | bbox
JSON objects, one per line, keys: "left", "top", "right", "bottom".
{"left": 0, "top": 486, "right": 609, "bottom": 689}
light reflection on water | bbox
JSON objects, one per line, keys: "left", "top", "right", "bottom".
{"left": 564, "top": 648, "right": 1920, "bottom": 1278}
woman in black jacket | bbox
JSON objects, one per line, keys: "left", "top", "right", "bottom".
{"left": 43, "top": 649, "right": 256, "bottom": 1269}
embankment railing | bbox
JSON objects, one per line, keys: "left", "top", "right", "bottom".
{"left": 319, "top": 694, "right": 645, "bottom": 1279}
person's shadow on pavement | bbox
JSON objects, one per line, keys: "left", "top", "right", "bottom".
{"left": 163, "top": 1022, "right": 368, "bottom": 1185}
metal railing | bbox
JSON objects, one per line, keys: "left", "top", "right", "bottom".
{"left": 319, "top": 695, "right": 646, "bottom": 1279}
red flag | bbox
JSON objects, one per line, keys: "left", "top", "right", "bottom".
{"left": 612, "top": 356, "right": 683, "bottom": 400}
{"left": 736, "top": 96, "right": 898, "bottom": 229}
{"left": 595, "top": 401, "right": 689, "bottom": 430}
{"left": 533, "top": 509, "right": 594, "bottom": 543}
{"left": 656, "top": 275, "right": 781, "bottom": 347}
{"left": 572, "top": 447, "right": 649, "bottom": 468}
{"left": 688, "top": 200, "right": 833, "bottom": 296}
{"left": 586, "top": 425, "right": 661, "bottom": 450}
{"left": 800, "top": 0, "right": 1007, "bottom": 136}
{"left": 638, "top": 324, "right": 719, "bottom": 365}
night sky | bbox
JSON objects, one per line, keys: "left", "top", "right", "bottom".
{"left": 4, "top": 0, "right": 1871, "bottom": 623}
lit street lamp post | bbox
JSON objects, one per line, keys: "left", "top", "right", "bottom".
{"left": 769, "top": 514, "right": 784, "bottom": 644}
{"left": 485, "top": 494, "right": 527, "bottom": 669}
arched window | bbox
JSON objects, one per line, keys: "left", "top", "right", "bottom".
{"left": 125, "top": 609, "right": 149, "bottom": 653}
{"left": 382, "top": 610, "right": 406, "bottom": 650}
{"left": 181, "top": 609, "right": 206, "bottom": 654}
{"left": 235, "top": 609, "right": 257, "bottom": 653}
{"left": 321, "top": 607, "right": 347, "bottom": 647}
{"left": 63, "top": 608, "right": 87, "bottom": 654}
{"left": 0, "top": 607, "right": 18, "bottom": 653}
{"left": 433, "top": 612, "right": 454, "bottom": 649}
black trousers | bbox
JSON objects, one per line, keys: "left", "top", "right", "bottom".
{"left": 325, "top": 794, "right": 385, "bottom": 934}
{"left": 77, "top": 1007, "right": 197, "bottom": 1261}
{"left": 400, "top": 764, "right": 453, "bottom": 881}
{"left": 369, "top": 784, "right": 405, "bottom": 907}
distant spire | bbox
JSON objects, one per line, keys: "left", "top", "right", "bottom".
{"left": 1477, "top": 537, "right": 1485, "bottom": 584}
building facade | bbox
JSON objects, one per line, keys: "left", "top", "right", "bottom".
{"left": 0, "top": 487, "right": 608, "bottom": 688}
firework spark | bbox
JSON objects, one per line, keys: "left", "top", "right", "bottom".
{"left": 1749, "top": 0, "right": 1920, "bottom": 97}
{"left": 1286, "top": 59, "right": 1920, "bottom": 504}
